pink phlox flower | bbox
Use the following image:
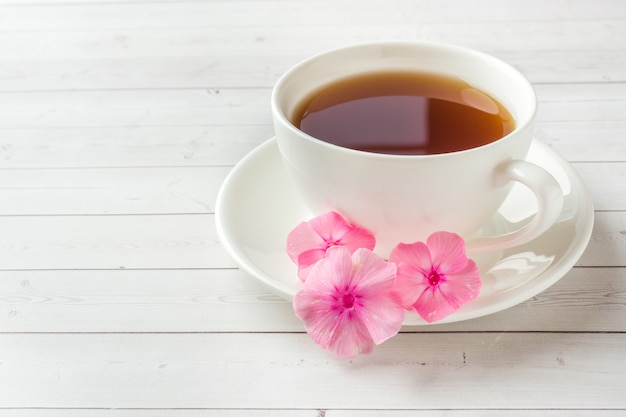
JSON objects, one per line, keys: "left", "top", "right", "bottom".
{"left": 390, "top": 231, "right": 481, "bottom": 323}
{"left": 286, "top": 211, "right": 376, "bottom": 281}
{"left": 293, "top": 246, "right": 404, "bottom": 358}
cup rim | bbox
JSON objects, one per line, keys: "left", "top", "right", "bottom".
{"left": 271, "top": 40, "right": 538, "bottom": 160}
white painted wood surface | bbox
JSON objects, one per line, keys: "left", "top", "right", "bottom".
{"left": 0, "top": 0, "right": 624, "bottom": 415}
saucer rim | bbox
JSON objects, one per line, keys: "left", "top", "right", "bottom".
{"left": 215, "top": 137, "right": 594, "bottom": 326}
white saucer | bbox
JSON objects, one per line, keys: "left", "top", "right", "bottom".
{"left": 215, "top": 138, "right": 594, "bottom": 326}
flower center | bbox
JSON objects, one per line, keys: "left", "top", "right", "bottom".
{"left": 342, "top": 293, "right": 356, "bottom": 309}
{"left": 325, "top": 240, "right": 339, "bottom": 250}
{"left": 428, "top": 271, "right": 441, "bottom": 286}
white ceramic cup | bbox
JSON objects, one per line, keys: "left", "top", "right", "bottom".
{"left": 272, "top": 41, "right": 563, "bottom": 256}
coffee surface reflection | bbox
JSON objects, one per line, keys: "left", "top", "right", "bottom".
{"left": 293, "top": 71, "right": 515, "bottom": 155}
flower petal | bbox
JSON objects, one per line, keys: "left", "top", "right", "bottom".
{"left": 392, "top": 262, "right": 430, "bottom": 309}
{"left": 336, "top": 224, "right": 376, "bottom": 252}
{"left": 411, "top": 259, "right": 481, "bottom": 322}
{"left": 286, "top": 211, "right": 376, "bottom": 282}
{"left": 327, "top": 312, "right": 375, "bottom": 357}
{"left": 286, "top": 220, "right": 326, "bottom": 264}
{"left": 292, "top": 246, "right": 403, "bottom": 357}
{"left": 350, "top": 248, "right": 397, "bottom": 296}
{"left": 295, "top": 248, "right": 327, "bottom": 281}
{"left": 292, "top": 247, "right": 353, "bottom": 321}
{"left": 292, "top": 286, "right": 336, "bottom": 324}
{"left": 356, "top": 294, "right": 405, "bottom": 345}
{"left": 426, "top": 231, "right": 469, "bottom": 273}
{"left": 294, "top": 293, "right": 373, "bottom": 357}
{"left": 308, "top": 211, "right": 352, "bottom": 245}
{"left": 293, "top": 271, "right": 376, "bottom": 357}
{"left": 307, "top": 245, "right": 354, "bottom": 292}
{"left": 437, "top": 259, "right": 482, "bottom": 308}
{"left": 413, "top": 285, "right": 459, "bottom": 323}
{"left": 390, "top": 241, "right": 433, "bottom": 275}
{"left": 390, "top": 234, "right": 482, "bottom": 322}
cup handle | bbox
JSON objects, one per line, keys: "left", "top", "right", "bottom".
{"left": 466, "top": 159, "right": 564, "bottom": 254}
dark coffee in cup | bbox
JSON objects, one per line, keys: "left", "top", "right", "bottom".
{"left": 292, "top": 71, "right": 515, "bottom": 155}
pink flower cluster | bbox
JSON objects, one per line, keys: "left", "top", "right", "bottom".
{"left": 287, "top": 211, "right": 481, "bottom": 358}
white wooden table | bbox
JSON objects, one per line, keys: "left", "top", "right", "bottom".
{"left": 1, "top": 0, "right": 625, "bottom": 415}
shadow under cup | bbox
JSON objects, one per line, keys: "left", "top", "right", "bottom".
{"left": 272, "top": 41, "right": 550, "bottom": 257}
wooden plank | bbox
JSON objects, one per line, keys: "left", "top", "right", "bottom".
{"left": 3, "top": 84, "right": 626, "bottom": 129}
{"left": 0, "top": 125, "right": 274, "bottom": 169}
{"left": 0, "top": 88, "right": 268, "bottom": 115}
{"left": 0, "top": 411, "right": 320, "bottom": 417}
{"left": 0, "top": 122, "right": 617, "bottom": 169}
{"left": 1, "top": 267, "right": 625, "bottom": 333}
{"left": 0, "top": 410, "right": 622, "bottom": 417}
{"left": 0, "top": 1, "right": 623, "bottom": 32}
{"left": 1, "top": 332, "right": 625, "bottom": 409}
{"left": 536, "top": 121, "right": 626, "bottom": 162}
{"left": 0, "top": 89, "right": 271, "bottom": 130}
{"left": 582, "top": 211, "right": 626, "bottom": 267}
{"left": 571, "top": 163, "right": 626, "bottom": 211}
{"left": 0, "top": 50, "right": 623, "bottom": 91}
{"left": 0, "top": 89, "right": 272, "bottom": 128}
{"left": 535, "top": 83, "right": 626, "bottom": 122}
{"left": 0, "top": 167, "right": 228, "bottom": 215}
{"left": 0, "top": 269, "right": 299, "bottom": 332}
{"left": 0, "top": 162, "right": 619, "bottom": 215}
{"left": 0, "top": 0, "right": 619, "bottom": 415}
{"left": 0, "top": 83, "right": 623, "bottom": 169}
{"left": 1, "top": 21, "right": 624, "bottom": 62}
{"left": 0, "top": 214, "right": 235, "bottom": 270}
{"left": 0, "top": 210, "right": 616, "bottom": 271}
{"left": 330, "top": 412, "right": 626, "bottom": 417}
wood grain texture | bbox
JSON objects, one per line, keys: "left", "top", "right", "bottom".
{"left": 0, "top": 161, "right": 621, "bottom": 215}
{"left": 0, "top": 167, "right": 227, "bottom": 215}
{"left": 1, "top": 267, "right": 625, "bottom": 333}
{"left": 0, "top": 412, "right": 321, "bottom": 417}
{"left": 0, "top": 215, "right": 233, "bottom": 270}
{"left": 0, "top": 0, "right": 623, "bottom": 32}
{"left": 2, "top": 332, "right": 626, "bottom": 409}
{"left": 0, "top": 53, "right": 623, "bottom": 90}
{"left": 0, "top": 0, "right": 623, "bottom": 414}
{"left": 0, "top": 211, "right": 619, "bottom": 270}
{"left": 0, "top": 412, "right": 623, "bottom": 417}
